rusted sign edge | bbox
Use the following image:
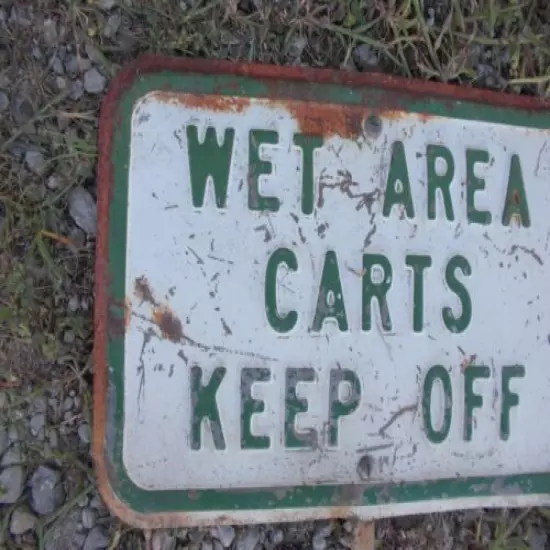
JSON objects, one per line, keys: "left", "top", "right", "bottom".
{"left": 93, "top": 54, "right": 550, "bottom": 528}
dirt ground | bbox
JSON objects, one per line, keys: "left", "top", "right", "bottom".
{"left": 1, "top": 0, "right": 550, "bottom": 548}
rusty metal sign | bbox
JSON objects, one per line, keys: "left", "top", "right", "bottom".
{"left": 94, "top": 56, "right": 550, "bottom": 527}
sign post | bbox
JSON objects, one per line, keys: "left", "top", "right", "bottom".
{"left": 94, "top": 56, "right": 550, "bottom": 528}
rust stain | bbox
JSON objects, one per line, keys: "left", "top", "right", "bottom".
{"left": 150, "top": 91, "right": 250, "bottom": 114}
{"left": 153, "top": 305, "right": 184, "bottom": 343}
{"left": 461, "top": 354, "right": 477, "bottom": 372}
{"left": 134, "top": 276, "right": 157, "bottom": 306}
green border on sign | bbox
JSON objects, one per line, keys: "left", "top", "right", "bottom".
{"left": 107, "top": 70, "right": 550, "bottom": 513}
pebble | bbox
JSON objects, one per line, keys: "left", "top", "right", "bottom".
{"left": 78, "top": 423, "right": 91, "bottom": 444}
{"left": 56, "top": 76, "right": 67, "bottom": 90}
{"left": 30, "top": 413, "right": 45, "bottom": 436}
{"left": 312, "top": 535, "right": 327, "bottom": 550}
{"left": 11, "top": 93, "right": 34, "bottom": 125}
{"left": 82, "top": 507, "right": 98, "bottom": 529}
{"left": 353, "top": 44, "right": 380, "bottom": 71}
{"left": 201, "top": 541, "right": 213, "bottom": 550}
{"left": 152, "top": 531, "right": 176, "bottom": 550}
{"left": 32, "top": 45, "right": 43, "bottom": 59}
{"left": 68, "top": 187, "right": 97, "bottom": 236}
{"left": 213, "top": 541, "right": 223, "bottom": 550}
{"left": 84, "top": 68, "right": 107, "bottom": 94}
{"left": 189, "top": 529, "right": 207, "bottom": 543}
{"left": 43, "top": 18, "right": 58, "bottom": 47}
{"left": 213, "top": 525, "right": 236, "bottom": 547}
{"left": 0, "top": 90, "right": 8, "bottom": 111}
{"left": 24, "top": 150, "right": 46, "bottom": 175}
{"left": 176, "top": 528, "right": 188, "bottom": 540}
{"left": 73, "top": 395, "right": 82, "bottom": 410}
{"left": 314, "top": 523, "right": 333, "bottom": 539}
{"left": 103, "top": 13, "right": 121, "bottom": 38}
{"left": 63, "top": 397, "right": 73, "bottom": 411}
{"left": 29, "top": 465, "right": 65, "bottom": 515}
{"left": 1, "top": 443, "right": 22, "bottom": 466}
{"left": 236, "top": 527, "right": 260, "bottom": 550}
{"left": 10, "top": 507, "right": 37, "bottom": 535}
{"left": 271, "top": 529, "right": 284, "bottom": 545}
{"left": 47, "top": 427, "right": 59, "bottom": 449}
{"left": 89, "top": 494, "right": 109, "bottom": 516}
{"left": 46, "top": 174, "right": 60, "bottom": 190}
{"left": 0, "top": 465, "right": 25, "bottom": 504}
{"left": 64, "top": 54, "right": 79, "bottom": 76}
{"left": 83, "top": 526, "right": 110, "bottom": 550}
{"left": 528, "top": 525, "right": 547, "bottom": 550}
{"left": 52, "top": 56, "right": 65, "bottom": 75}
{"left": 68, "top": 295, "right": 80, "bottom": 311}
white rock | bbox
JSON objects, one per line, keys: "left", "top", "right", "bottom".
{"left": 78, "top": 423, "right": 91, "bottom": 444}
{"left": 0, "top": 465, "right": 25, "bottom": 504}
{"left": 83, "top": 68, "right": 106, "bottom": 94}
{"left": 68, "top": 187, "right": 97, "bottom": 235}
{"left": 10, "top": 507, "right": 37, "bottom": 535}
{"left": 213, "top": 525, "right": 236, "bottom": 548}
{"left": 25, "top": 150, "right": 46, "bottom": 175}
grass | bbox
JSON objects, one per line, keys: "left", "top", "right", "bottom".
{"left": 0, "top": 0, "right": 549, "bottom": 548}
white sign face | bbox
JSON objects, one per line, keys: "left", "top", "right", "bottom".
{"left": 121, "top": 90, "right": 550, "bottom": 499}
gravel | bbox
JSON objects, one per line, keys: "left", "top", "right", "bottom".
{"left": 10, "top": 507, "right": 37, "bottom": 535}
{"left": 68, "top": 187, "right": 97, "bottom": 236}
{"left": 29, "top": 466, "right": 65, "bottom": 515}
{"left": 83, "top": 526, "right": 110, "bottom": 550}
{"left": 83, "top": 68, "right": 107, "bottom": 94}
{"left": 0, "top": 466, "right": 25, "bottom": 504}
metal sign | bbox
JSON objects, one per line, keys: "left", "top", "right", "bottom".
{"left": 94, "top": 56, "right": 550, "bottom": 527}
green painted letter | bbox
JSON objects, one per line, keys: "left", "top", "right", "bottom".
{"left": 382, "top": 141, "right": 415, "bottom": 219}
{"left": 285, "top": 368, "right": 317, "bottom": 448}
{"left": 443, "top": 255, "right": 472, "bottom": 334}
{"left": 427, "top": 145, "right": 455, "bottom": 221}
{"left": 463, "top": 365, "right": 490, "bottom": 441}
{"left": 422, "top": 365, "right": 452, "bottom": 444}
{"left": 406, "top": 254, "right": 432, "bottom": 332}
{"left": 328, "top": 369, "right": 361, "bottom": 447}
{"left": 502, "top": 154, "right": 531, "bottom": 227}
{"left": 190, "top": 366, "right": 226, "bottom": 450}
{"left": 265, "top": 248, "right": 298, "bottom": 333}
{"left": 294, "top": 134, "right": 323, "bottom": 215}
{"left": 362, "top": 254, "right": 392, "bottom": 332}
{"left": 466, "top": 149, "right": 491, "bottom": 225}
{"left": 312, "top": 251, "right": 348, "bottom": 332}
{"left": 241, "top": 368, "right": 271, "bottom": 449}
{"left": 249, "top": 130, "right": 280, "bottom": 212}
{"left": 500, "top": 365, "right": 525, "bottom": 441}
{"left": 187, "top": 125, "right": 235, "bottom": 208}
